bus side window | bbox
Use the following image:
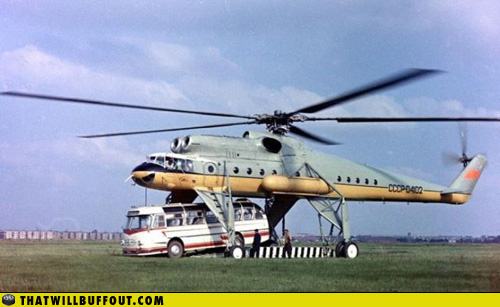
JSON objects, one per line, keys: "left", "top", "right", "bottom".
{"left": 166, "top": 219, "right": 178, "bottom": 226}
{"left": 205, "top": 211, "right": 218, "bottom": 224}
{"left": 255, "top": 208, "right": 264, "bottom": 220}
{"left": 154, "top": 215, "right": 165, "bottom": 228}
{"left": 243, "top": 208, "right": 253, "bottom": 220}
{"left": 187, "top": 211, "right": 205, "bottom": 225}
{"left": 186, "top": 211, "right": 198, "bottom": 225}
{"left": 234, "top": 209, "right": 242, "bottom": 221}
{"left": 167, "top": 213, "right": 183, "bottom": 226}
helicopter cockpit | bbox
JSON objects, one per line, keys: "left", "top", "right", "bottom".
{"left": 146, "top": 153, "right": 195, "bottom": 172}
{"left": 131, "top": 152, "right": 200, "bottom": 187}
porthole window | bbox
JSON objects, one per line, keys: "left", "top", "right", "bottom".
{"left": 247, "top": 168, "right": 252, "bottom": 175}
{"left": 233, "top": 167, "right": 239, "bottom": 174}
{"left": 356, "top": 177, "right": 360, "bottom": 184}
{"left": 295, "top": 171, "right": 300, "bottom": 177}
{"left": 207, "top": 165, "right": 215, "bottom": 173}
{"left": 374, "top": 179, "right": 378, "bottom": 185}
{"left": 272, "top": 170, "right": 277, "bottom": 175}
{"left": 337, "top": 176, "right": 342, "bottom": 182}
{"left": 347, "top": 177, "right": 351, "bottom": 183}
{"left": 259, "top": 169, "right": 265, "bottom": 176}
{"left": 365, "top": 178, "right": 369, "bottom": 185}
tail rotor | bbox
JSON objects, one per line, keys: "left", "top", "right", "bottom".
{"left": 442, "top": 124, "right": 472, "bottom": 168}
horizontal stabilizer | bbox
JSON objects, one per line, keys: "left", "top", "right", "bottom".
{"left": 440, "top": 188, "right": 462, "bottom": 195}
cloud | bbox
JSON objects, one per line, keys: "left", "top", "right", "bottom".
{"left": 0, "top": 137, "right": 144, "bottom": 169}
{"left": 0, "top": 45, "right": 189, "bottom": 106}
{"left": 428, "top": 1, "right": 500, "bottom": 37}
{"left": 148, "top": 42, "right": 194, "bottom": 71}
{"left": 0, "top": 44, "right": 458, "bottom": 123}
{"left": 146, "top": 42, "right": 240, "bottom": 76}
{"left": 403, "top": 97, "right": 500, "bottom": 118}
{"left": 176, "top": 76, "right": 326, "bottom": 114}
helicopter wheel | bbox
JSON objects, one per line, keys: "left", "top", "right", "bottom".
{"left": 344, "top": 241, "right": 359, "bottom": 259}
{"left": 335, "top": 241, "right": 346, "bottom": 258}
{"left": 229, "top": 245, "right": 244, "bottom": 259}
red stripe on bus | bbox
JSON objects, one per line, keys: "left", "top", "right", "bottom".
{"left": 123, "top": 228, "right": 148, "bottom": 235}
{"left": 124, "top": 246, "right": 168, "bottom": 254}
{"left": 185, "top": 241, "right": 225, "bottom": 249}
{"left": 220, "top": 230, "right": 269, "bottom": 239}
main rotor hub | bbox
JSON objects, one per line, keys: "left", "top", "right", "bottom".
{"left": 254, "top": 111, "right": 307, "bottom": 135}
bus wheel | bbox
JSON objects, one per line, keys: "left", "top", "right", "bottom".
{"left": 167, "top": 240, "right": 184, "bottom": 259}
{"left": 230, "top": 245, "right": 244, "bottom": 259}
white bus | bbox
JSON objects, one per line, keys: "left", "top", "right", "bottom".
{"left": 121, "top": 199, "right": 270, "bottom": 258}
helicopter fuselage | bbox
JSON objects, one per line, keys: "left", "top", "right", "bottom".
{"left": 131, "top": 131, "right": 475, "bottom": 205}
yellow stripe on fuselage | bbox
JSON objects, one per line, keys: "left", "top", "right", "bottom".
{"left": 132, "top": 171, "right": 469, "bottom": 205}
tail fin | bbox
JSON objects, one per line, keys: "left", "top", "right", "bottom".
{"left": 445, "top": 154, "right": 487, "bottom": 195}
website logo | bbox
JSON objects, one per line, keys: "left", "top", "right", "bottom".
{"left": 2, "top": 294, "right": 15, "bottom": 306}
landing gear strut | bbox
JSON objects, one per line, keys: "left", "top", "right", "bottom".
{"left": 302, "top": 163, "right": 360, "bottom": 259}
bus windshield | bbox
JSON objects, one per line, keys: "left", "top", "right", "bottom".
{"left": 125, "top": 215, "right": 151, "bottom": 230}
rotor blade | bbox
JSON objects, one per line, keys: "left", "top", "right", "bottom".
{"left": 1, "top": 91, "right": 256, "bottom": 119}
{"left": 288, "top": 125, "right": 340, "bottom": 145}
{"left": 290, "top": 69, "right": 441, "bottom": 115}
{"left": 305, "top": 117, "right": 500, "bottom": 123}
{"left": 441, "top": 151, "right": 462, "bottom": 166}
{"left": 458, "top": 122, "right": 468, "bottom": 156}
{"left": 79, "top": 121, "right": 257, "bottom": 138}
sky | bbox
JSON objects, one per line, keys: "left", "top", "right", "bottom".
{"left": 1, "top": 1, "right": 500, "bottom": 236}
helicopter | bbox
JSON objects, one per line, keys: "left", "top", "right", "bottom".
{"left": 2, "top": 68, "right": 499, "bottom": 258}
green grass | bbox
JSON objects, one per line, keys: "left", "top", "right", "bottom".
{"left": 0, "top": 241, "right": 499, "bottom": 292}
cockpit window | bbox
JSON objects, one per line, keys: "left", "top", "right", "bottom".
{"left": 149, "top": 155, "right": 194, "bottom": 173}
{"left": 184, "top": 160, "right": 194, "bottom": 172}
{"left": 165, "top": 157, "right": 175, "bottom": 169}
{"left": 176, "top": 159, "right": 185, "bottom": 170}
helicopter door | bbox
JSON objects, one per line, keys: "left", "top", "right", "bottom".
{"left": 203, "top": 162, "right": 221, "bottom": 187}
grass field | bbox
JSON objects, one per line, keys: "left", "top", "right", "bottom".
{"left": 0, "top": 241, "right": 499, "bottom": 292}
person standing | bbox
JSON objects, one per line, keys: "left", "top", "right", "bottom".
{"left": 250, "top": 229, "right": 261, "bottom": 258}
{"left": 283, "top": 229, "right": 292, "bottom": 258}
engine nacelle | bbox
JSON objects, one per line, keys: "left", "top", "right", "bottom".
{"left": 180, "top": 136, "right": 192, "bottom": 152}
{"left": 170, "top": 137, "right": 182, "bottom": 153}
{"left": 170, "top": 136, "right": 192, "bottom": 153}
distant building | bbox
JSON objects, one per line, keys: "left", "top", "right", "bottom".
{"left": 0, "top": 229, "right": 122, "bottom": 241}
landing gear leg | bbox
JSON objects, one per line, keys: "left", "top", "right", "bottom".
{"left": 309, "top": 197, "right": 359, "bottom": 259}
{"left": 335, "top": 198, "right": 359, "bottom": 258}
{"left": 302, "top": 163, "right": 359, "bottom": 259}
